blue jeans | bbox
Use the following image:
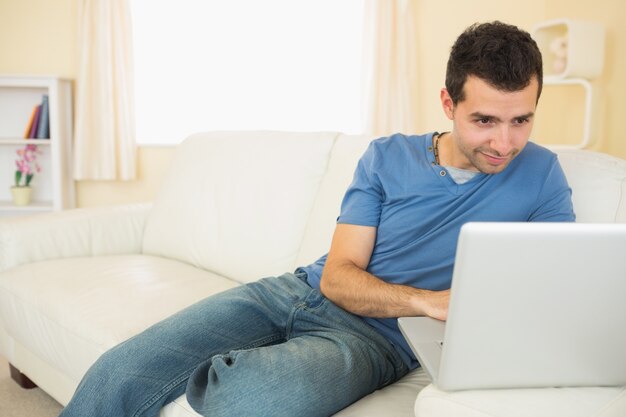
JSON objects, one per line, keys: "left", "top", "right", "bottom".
{"left": 59, "top": 272, "right": 408, "bottom": 417}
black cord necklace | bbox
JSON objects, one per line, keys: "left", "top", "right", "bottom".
{"left": 434, "top": 132, "right": 446, "bottom": 165}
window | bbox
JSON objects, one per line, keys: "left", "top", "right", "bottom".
{"left": 131, "top": 0, "right": 364, "bottom": 144}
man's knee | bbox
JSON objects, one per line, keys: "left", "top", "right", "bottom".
{"left": 83, "top": 345, "right": 137, "bottom": 391}
{"left": 186, "top": 352, "right": 263, "bottom": 416}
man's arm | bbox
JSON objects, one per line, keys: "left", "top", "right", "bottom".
{"left": 319, "top": 223, "right": 450, "bottom": 321}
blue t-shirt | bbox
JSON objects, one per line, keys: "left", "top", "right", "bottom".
{"left": 298, "top": 132, "right": 575, "bottom": 369}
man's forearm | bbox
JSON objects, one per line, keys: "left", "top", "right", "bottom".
{"left": 320, "top": 261, "right": 449, "bottom": 320}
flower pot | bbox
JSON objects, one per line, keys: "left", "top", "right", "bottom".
{"left": 10, "top": 186, "right": 32, "bottom": 206}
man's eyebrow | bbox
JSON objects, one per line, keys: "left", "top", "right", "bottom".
{"left": 513, "top": 112, "right": 535, "bottom": 120}
{"left": 469, "top": 111, "right": 535, "bottom": 121}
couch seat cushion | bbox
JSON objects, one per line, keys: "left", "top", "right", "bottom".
{"left": 415, "top": 384, "right": 626, "bottom": 417}
{"left": 0, "top": 254, "right": 239, "bottom": 384}
{"left": 334, "top": 367, "right": 430, "bottom": 416}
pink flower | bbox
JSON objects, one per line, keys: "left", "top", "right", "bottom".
{"left": 14, "top": 144, "right": 41, "bottom": 187}
{"left": 15, "top": 160, "right": 28, "bottom": 173}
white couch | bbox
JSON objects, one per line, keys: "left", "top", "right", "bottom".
{"left": 0, "top": 131, "right": 625, "bottom": 417}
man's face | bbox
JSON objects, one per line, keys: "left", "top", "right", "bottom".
{"left": 440, "top": 75, "right": 539, "bottom": 174}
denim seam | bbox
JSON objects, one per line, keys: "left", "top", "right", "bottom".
{"left": 285, "top": 303, "right": 305, "bottom": 339}
{"left": 132, "top": 366, "right": 197, "bottom": 417}
{"left": 301, "top": 287, "right": 326, "bottom": 310}
{"left": 237, "top": 334, "right": 285, "bottom": 351}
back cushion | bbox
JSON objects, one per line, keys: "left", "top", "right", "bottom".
{"left": 555, "top": 149, "right": 626, "bottom": 223}
{"left": 143, "top": 131, "right": 337, "bottom": 283}
{"left": 295, "top": 134, "right": 374, "bottom": 267}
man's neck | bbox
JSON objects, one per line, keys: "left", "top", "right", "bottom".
{"left": 436, "top": 132, "right": 479, "bottom": 172}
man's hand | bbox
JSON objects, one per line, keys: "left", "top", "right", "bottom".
{"left": 418, "top": 289, "right": 450, "bottom": 322}
{"left": 320, "top": 223, "right": 451, "bottom": 320}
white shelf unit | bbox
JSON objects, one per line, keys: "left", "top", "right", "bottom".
{"left": 532, "top": 18, "right": 605, "bottom": 81}
{"left": 0, "top": 75, "right": 74, "bottom": 216}
{"left": 541, "top": 78, "right": 596, "bottom": 149}
{"left": 532, "top": 19, "right": 604, "bottom": 149}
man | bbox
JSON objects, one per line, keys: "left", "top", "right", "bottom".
{"left": 60, "top": 21, "right": 574, "bottom": 417}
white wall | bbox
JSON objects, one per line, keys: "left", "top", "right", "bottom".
{"left": 1, "top": 0, "right": 625, "bottom": 207}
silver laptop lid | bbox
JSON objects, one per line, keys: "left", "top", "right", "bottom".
{"left": 399, "top": 223, "right": 626, "bottom": 390}
{"left": 436, "top": 222, "right": 626, "bottom": 390}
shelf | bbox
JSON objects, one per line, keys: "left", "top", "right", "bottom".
{"left": 0, "top": 200, "right": 53, "bottom": 212}
{"left": 533, "top": 78, "right": 599, "bottom": 150}
{"left": 532, "top": 19, "right": 605, "bottom": 80}
{"left": 547, "top": 78, "right": 593, "bottom": 149}
{"left": 0, "top": 138, "right": 51, "bottom": 145}
{"left": 0, "top": 75, "right": 72, "bottom": 88}
{"left": 0, "top": 75, "right": 74, "bottom": 216}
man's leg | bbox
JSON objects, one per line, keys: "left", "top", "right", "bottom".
{"left": 59, "top": 273, "right": 312, "bottom": 417}
{"left": 186, "top": 285, "right": 409, "bottom": 417}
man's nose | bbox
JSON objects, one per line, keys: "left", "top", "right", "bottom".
{"left": 490, "top": 126, "right": 513, "bottom": 156}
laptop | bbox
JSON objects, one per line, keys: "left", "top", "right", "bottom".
{"left": 398, "top": 222, "right": 626, "bottom": 391}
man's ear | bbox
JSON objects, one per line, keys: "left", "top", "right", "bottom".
{"left": 440, "top": 88, "right": 455, "bottom": 120}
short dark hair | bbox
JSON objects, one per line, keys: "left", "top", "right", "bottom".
{"left": 445, "top": 21, "right": 543, "bottom": 104}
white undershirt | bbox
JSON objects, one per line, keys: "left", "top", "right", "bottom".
{"left": 443, "top": 166, "right": 480, "bottom": 184}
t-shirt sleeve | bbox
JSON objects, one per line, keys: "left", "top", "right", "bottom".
{"left": 528, "top": 156, "right": 576, "bottom": 222}
{"left": 337, "top": 142, "right": 384, "bottom": 227}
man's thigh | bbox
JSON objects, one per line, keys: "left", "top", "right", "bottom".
{"left": 115, "top": 273, "right": 312, "bottom": 374}
{"left": 63, "top": 273, "right": 311, "bottom": 417}
{"left": 185, "top": 292, "right": 408, "bottom": 417}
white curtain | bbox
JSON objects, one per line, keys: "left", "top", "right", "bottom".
{"left": 362, "top": 0, "right": 420, "bottom": 137}
{"left": 74, "top": 0, "right": 136, "bottom": 180}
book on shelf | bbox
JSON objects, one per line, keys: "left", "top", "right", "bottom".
{"left": 22, "top": 95, "right": 50, "bottom": 139}
{"left": 23, "top": 105, "right": 39, "bottom": 138}
{"left": 26, "top": 105, "right": 41, "bottom": 139}
{"left": 36, "top": 95, "right": 50, "bottom": 139}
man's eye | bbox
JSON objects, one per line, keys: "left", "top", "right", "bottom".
{"left": 514, "top": 118, "right": 529, "bottom": 124}
{"left": 477, "top": 118, "right": 491, "bottom": 124}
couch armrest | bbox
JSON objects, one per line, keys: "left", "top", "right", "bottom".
{"left": 0, "top": 203, "right": 151, "bottom": 272}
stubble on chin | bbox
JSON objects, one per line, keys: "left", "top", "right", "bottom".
{"left": 472, "top": 148, "right": 520, "bottom": 174}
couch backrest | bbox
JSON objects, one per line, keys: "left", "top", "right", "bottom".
{"left": 294, "top": 134, "right": 374, "bottom": 267}
{"left": 295, "top": 143, "right": 626, "bottom": 269}
{"left": 142, "top": 131, "right": 338, "bottom": 283}
{"left": 554, "top": 148, "right": 626, "bottom": 223}
{"left": 143, "top": 131, "right": 626, "bottom": 283}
